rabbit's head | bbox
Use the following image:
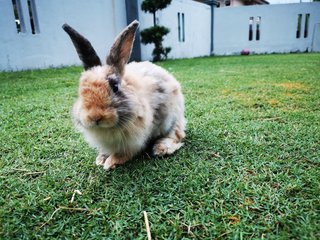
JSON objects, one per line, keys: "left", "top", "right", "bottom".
{"left": 63, "top": 21, "right": 139, "bottom": 129}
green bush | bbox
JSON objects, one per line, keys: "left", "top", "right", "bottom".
{"left": 140, "top": 0, "right": 172, "bottom": 61}
{"left": 141, "top": 26, "right": 171, "bottom": 61}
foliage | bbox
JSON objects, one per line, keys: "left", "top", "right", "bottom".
{"left": 141, "top": 26, "right": 171, "bottom": 61}
{"left": 0, "top": 54, "right": 320, "bottom": 239}
{"left": 140, "top": 0, "right": 172, "bottom": 61}
{"left": 141, "top": 0, "right": 172, "bottom": 15}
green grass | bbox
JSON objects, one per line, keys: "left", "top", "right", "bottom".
{"left": 0, "top": 53, "right": 319, "bottom": 239}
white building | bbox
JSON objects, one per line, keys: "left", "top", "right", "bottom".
{"left": 0, "top": 0, "right": 319, "bottom": 71}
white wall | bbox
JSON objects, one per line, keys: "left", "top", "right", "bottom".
{"left": 138, "top": 0, "right": 211, "bottom": 61}
{"left": 0, "top": 0, "right": 127, "bottom": 71}
{"left": 214, "top": 2, "right": 320, "bottom": 55}
{"left": 1, "top": 0, "right": 320, "bottom": 71}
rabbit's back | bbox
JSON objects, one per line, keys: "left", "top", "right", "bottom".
{"left": 124, "top": 61, "right": 181, "bottom": 94}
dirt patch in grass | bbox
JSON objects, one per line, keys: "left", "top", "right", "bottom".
{"left": 274, "top": 83, "right": 307, "bottom": 90}
{"left": 221, "top": 81, "right": 310, "bottom": 110}
{"left": 267, "top": 99, "right": 280, "bottom": 106}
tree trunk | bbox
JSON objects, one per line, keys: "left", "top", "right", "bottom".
{"left": 153, "top": 11, "right": 156, "bottom": 26}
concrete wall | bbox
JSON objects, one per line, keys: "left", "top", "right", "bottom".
{"left": 214, "top": 2, "right": 320, "bottom": 55}
{"left": 0, "top": 0, "right": 127, "bottom": 71}
{"left": 1, "top": 0, "right": 211, "bottom": 70}
{"left": 313, "top": 23, "right": 320, "bottom": 52}
{"left": 138, "top": 0, "right": 211, "bottom": 61}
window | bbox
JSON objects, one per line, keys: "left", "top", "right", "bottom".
{"left": 256, "top": 17, "right": 261, "bottom": 41}
{"left": 177, "top": 12, "right": 185, "bottom": 42}
{"left": 11, "top": 0, "right": 25, "bottom": 33}
{"left": 11, "top": 0, "right": 39, "bottom": 34}
{"left": 181, "top": 13, "right": 185, "bottom": 42}
{"left": 178, "top": 12, "right": 181, "bottom": 42}
{"left": 27, "top": 0, "right": 40, "bottom": 34}
{"left": 249, "top": 17, "right": 254, "bottom": 41}
{"left": 297, "top": 13, "right": 311, "bottom": 39}
{"left": 304, "top": 13, "right": 310, "bottom": 38}
{"left": 296, "top": 14, "right": 302, "bottom": 38}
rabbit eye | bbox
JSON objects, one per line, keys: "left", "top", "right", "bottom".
{"left": 107, "top": 75, "right": 120, "bottom": 93}
{"left": 110, "top": 82, "right": 119, "bottom": 93}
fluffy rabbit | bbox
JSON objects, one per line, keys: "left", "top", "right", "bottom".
{"left": 63, "top": 20, "right": 186, "bottom": 170}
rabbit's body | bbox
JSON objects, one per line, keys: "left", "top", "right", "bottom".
{"left": 64, "top": 21, "right": 186, "bottom": 170}
{"left": 125, "top": 61, "right": 185, "bottom": 140}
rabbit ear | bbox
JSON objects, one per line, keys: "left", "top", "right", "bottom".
{"left": 106, "top": 20, "right": 139, "bottom": 75}
{"left": 62, "top": 24, "right": 102, "bottom": 70}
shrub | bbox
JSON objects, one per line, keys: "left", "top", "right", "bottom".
{"left": 140, "top": 0, "right": 172, "bottom": 61}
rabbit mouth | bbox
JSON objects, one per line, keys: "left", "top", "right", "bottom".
{"left": 91, "top": 121, "right": 114, "bottom": 129}
{"left": 78, "top": 114, "right": 118, "bottom": 129}
{"left": 83, "top": 122, "right": 117, "bottom": 130}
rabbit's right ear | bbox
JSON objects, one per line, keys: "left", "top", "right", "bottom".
{"left": 106, "top": 20, "right": 139, "bottom": 75}
{"left": 62, "top": 24, "right": 102, "bottom": 70}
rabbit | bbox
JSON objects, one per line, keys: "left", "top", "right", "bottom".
{"left": 63, "top": 20, "right": 186, "bottom": 170}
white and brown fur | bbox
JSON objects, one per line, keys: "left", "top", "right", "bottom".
{"left": 63, "top": 21, "right": 186, "bottom": 170}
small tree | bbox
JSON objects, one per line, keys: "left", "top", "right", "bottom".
{"left": 140, "top": 0, "right": 172, "bottom": 61}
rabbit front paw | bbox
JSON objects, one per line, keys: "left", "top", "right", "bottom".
{"left": 103, "top": 156, "right": 117, "bottom": 171}
{"left": 95, "top": 153, "right": 108, "bottom": 166}
{"left": 103, "top": 154, "right": 130, "bottom": 171}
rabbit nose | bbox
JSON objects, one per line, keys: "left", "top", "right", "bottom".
{"left": 90, "top": 116, "right": 102, "bottom": 125}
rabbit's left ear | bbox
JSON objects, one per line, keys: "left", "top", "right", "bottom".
{"left": 106, "top": 20, "right": 139, "bottom": 75}
{"left": 63, "top": 24, "right": 102, "bottom": 70}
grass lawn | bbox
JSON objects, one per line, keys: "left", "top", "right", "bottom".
{"left": 0, "top": 53, "right": 319, "bottom": 239}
